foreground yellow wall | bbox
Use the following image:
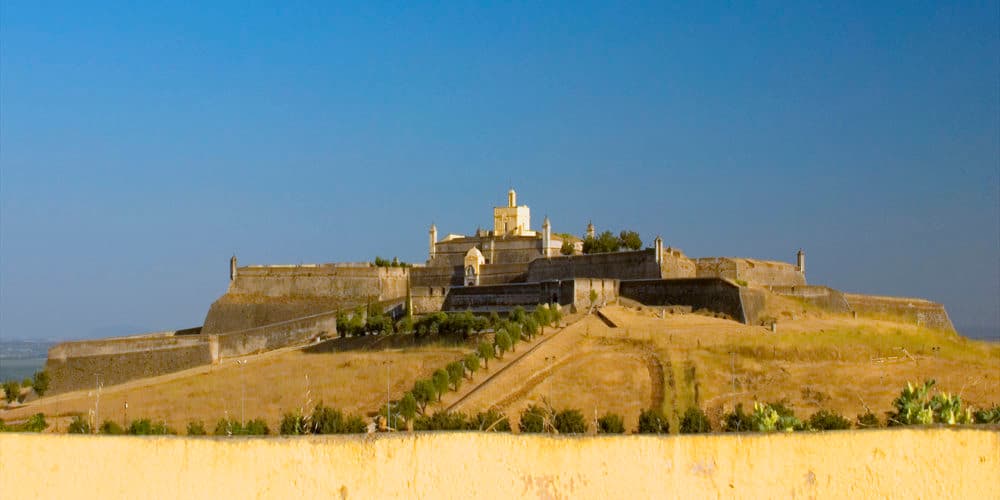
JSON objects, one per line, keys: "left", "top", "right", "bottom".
{"left": 2, "top": 429, "right": 997, "bottom": 499}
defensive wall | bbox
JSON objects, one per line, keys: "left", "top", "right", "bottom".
{"left": 843, "top": 292, "right": 955, "bottom": 331}
{"left": 619, "top": 278, "right": 764, "bottom": 325}
{"left": 695, "top": 257, "right": 805, "bottom": 287}
{"left": 441, "top": 278, "right": 619, "bottom": 313}
{"left": 526, "top": 249, "right": 662, "bottom": 282}
{"left": 3, "top": 429, "right": 996, "bottom": 498}
{"left": 203, "top": 265, "right": 408, "bottom": 334}
{"left": 45, "top": 330, "right": 213, "bottom": 394}
{"left": 769, "top": 285, "right": 852, "bottom": 312}
{"left": 410, "top": 263, "right": 529, "bottom": 288}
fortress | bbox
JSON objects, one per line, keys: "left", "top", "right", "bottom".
{"left": 44, "top": 189, "right": 955, "bottom": 393}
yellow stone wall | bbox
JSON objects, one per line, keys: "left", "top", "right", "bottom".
{"left": 2, "top": 429, "right": 996, "bottom": 498}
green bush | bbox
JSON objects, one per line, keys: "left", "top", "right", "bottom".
{"left": 32, "top": 371, "right": 50, "bottom": 397}
{"left": 751, "top": 402, "right": 801, "bottom": 432}
{"left": 887, "top": 379, "right": 973, "bottom": 426}
{"left": 413, "top": 411, "right": 469, "bottom": 431}
{"left": 679, "top": 407, "right": 712, "bottom": 434}
{"left": 100, "top": 420, "right": 125, "bottom": 435}
{"left": 519, "top": 405, "right": 548, "bottom": 433}
{"left": 807, "top": 409, "right": 851, "bottom": 430}
{"left": 973, "top": 404, "right": 1000, "bottom": 424}
{"left": 597, "top": 413, "right": 625, "bottom": 434}
{"left": 619, "top": 230, "right": 642, "bottom": 251}
{"left": 397, "top": 392, "right": 418, "bottom": 423}
{"left": 310, "top": 404, "right": 365, "bottom": 434}
{"left": 279, "top": 412, "right": 307, "bottom": 435}
{"left": 68, "top": 415, "right": 92, "bottom": 434}
{"left": 128, "top": 418, "right": 175, "bottom": 435}
{"left": 446, "top": 362, "right": 465, "bottom": 391}
{"left": 470, "top": 409, "right": 511, "bottom": 432}
{"left": 856, "top": 411, "right": 881, "bottom": 429}
{"left": 19, "top": 413, "right": 47, "bottom": 432}
{"left": 553, "top": 409, "right": 587, "bottom": 434}
{"left": 637, "top": 408, "right": 669, "bottom": 434}
{"left": 3, "top": 380, "right": 20, "bottom": 403}
{"left": 560, "top": 240, "right": 575, "bottom": 255}
{"left": 186, "top": 420, "right": 207, "bottom": 436}
{"left": 244, "top": 418, "right": 270, "bottom": 435}
{"left": 721, "top": 404, "right": 753, "bottom": 432}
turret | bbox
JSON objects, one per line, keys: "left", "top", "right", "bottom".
{"left": 654, "top": 236, "right": 663, "bottom": 264}
{"left": 429, "top": 223, "right": 438, "bottom": 260}
{"left": 542, "top": 216, "right": 552, "bottom": 257}
{"left": 508, "top": 188, "right": 516, "bottom": 208}
{"left": 796, "top": 249, "right": 805, "bottom": 275}
{"left": 229, "top": 254, "right": 238, "bottom": 282}
{"left": 586, "top": 221, "right": 595, "bottom": 240}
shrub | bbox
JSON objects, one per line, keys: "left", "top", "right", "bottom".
{"left": 751, "top": 402, "right": 801, "bottom": 432}
{"left": 637, "top": 408, "right": 669, "bottom": 434}
{"left": 100, "top": 420, "right": 125, "bottom": 435}
{"left": 807, "top": 409, "right": 851, "bottom": 430}
{"left": 128, "top": 418, "right": 174, "bottom": 435}
{"left": 186, "top": 420, "right": 207, "bottom": 436}
{"left": 3, "top": 380, "right": 20, "bottom": 404}
{"left": 679, "top": 407, "right": 712, "bottom": 434}
{"left": 519, "top": 405, "right": 548, "bottom": 433}
{"left": 21, "top": 413, "right": 47, "bottom": 432}
{"left": 280, "top": 413, "right": 307, "bottom": 435}
{"left": 856, "top": 411, "right": 881, "bottom": 429}
{"left": 597, "top": 413, "right": 625, "bottom": 434}
{"left": 21, "top": 378, "right": 32, "bottom": 388}
{"left": 214, "top": 418, "right": 240, "bottom": 436}
{"left": 973, "top": 404, "right": 1000, "bottom": 424}
{"left": 470, "top": 409, "right": 511, "bottom": 432}
{"left": 560, "top": 240, "right": 574, "bottom": 255}
{"left": 31, "top": 371, "right": 50, "bottom": 397}
{"left": 553, "top": 409, "right": 587, "bottom": 434}
{"left": 619, "top": 230, "right": 642, "bottom": 251}
{"left": 413, "top": 412, "right": 469, "bottom": 431}
{"left": 244, "top": 418, "right": 270, "bottom": 435}
{"left": 68, "top": 415, "right": 92, "bottom": 434}
{"left": 311, "top": 405, "right": 347, "bottom": 434}
{"left": 432, "top": 369, "right": 450, "bottom": 400}
{"left": 721, "top": 404, "right": 753, "bottom": 432}
{"left": 886, "top": 379, "right": 973, "bottom": 426}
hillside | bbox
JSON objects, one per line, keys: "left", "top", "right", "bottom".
{"left": 3, "top": 297, "right": 998, "bottom": 433}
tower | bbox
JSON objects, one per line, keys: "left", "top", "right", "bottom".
{"left": 229, "top": 254, "right": 238, "bottom": 282}
{"left": 796, "top": 249, "right": 805, "bottom": 275}
{"left": 429, "top": 223, "right": 438, "bottom": 260}
{"left": 542, "top": 216, "right": 552, "bottom": 258}
{"left": 586, "top": 221, "right": 595, "bottom": 240}
{"left": 508, "top": 188, "right": 516, "bottom": 208}
{"left": 654, "top": 236, "right": 663, "bottom": 264}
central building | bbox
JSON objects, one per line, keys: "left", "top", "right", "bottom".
{"left": 427, "top": 189, "right": 564, "bottom": 281}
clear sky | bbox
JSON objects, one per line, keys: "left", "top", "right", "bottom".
{"left": 1, "top": 2, "right": 997, "bottom": 340}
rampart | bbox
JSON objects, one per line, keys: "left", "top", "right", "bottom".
{"left": 770, "top": 285, "right": 852, "bottom": 313}
{"left": 203, "top": 265, "right": 408, "bottom": 334}
{"left": 843, "top": 293, "right": 955, "bottom": 331}
{"left": 45, "top": 331, "right": 212, "bottom": 394}
{"left": 619, "top": 278, "right": 763, "bottom": 324}
{"left": 3, "top": 429, "right": 995, "bottom": 498}
{"left": 696, "top": 257, "right": 805, "bottom": 287}
{"left": 215, "top": 309, "right": 337, "bottom": 358}
{"left": 526, "top": 250, "right": 661, "bottom": 282}
{"left": 441, "top": 279, "right": 618, "bottom": 313}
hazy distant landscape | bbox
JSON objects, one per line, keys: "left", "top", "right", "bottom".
{"left": 0, "top": 341, "right": 52, "bottom": 381}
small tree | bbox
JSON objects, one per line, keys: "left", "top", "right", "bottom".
{"left": 597, "top": 413, "right": 625, "bottom": 434}
{"left": 463, "top": 354, "right": 480, "bottom": 379}
{"left": 3, "top": 380, "right": 20, "bottom": 404}
{"left": 22, "top": 413, "right": 47, "bottom": 432}
{"left": 68, "top": 415, "right": 92, "bottom": 434}
{"left": 519, "top": 405, "right": 548, "bottom": 433}
{"left": 412, "top": 380, "right": 437, "bottom": 414}
{"left": 857, "top": 411, "right": 881, "bottom": 429}
{"left": 637, "top": 408, "right": 669, "bottom": 434}
{"left": 446, "top": 362, "right": 464, "bottom": 391}
{"left": 618, "top": 230, "right": 642, "bottom": 251}
{"left": 679, "top": 407, "right": 712, "bottom": 434}
{"left": 589, "top": 289, "right": 599, "bottom": 305}
{"left": 128, "top": 418, "right": 174, "bottom": 435}
{"left": 186, "top": 420, "right": 207, "bottom": 436}
{"left": 494, "top": 331, "right": 512, "bottom": 360}
{"left": 477, "top": 341, "right": 494, "bottom": 369}
{"left": 32, "top": 371, "right": 50, "bottom": 397}
{"left": 560, "top": 240, "right": 575, "bottom": 256}
{"left": 553, "top": 409, "right": 587, "bottom": 434}
{"left": 397, "top": 392, "right": 418, "bottom": 424}
{"left": 432, "top": 369, "right": 450, "bottom": 401}
{"left": 244, "top": 418, "right": 270, "bottom": 435}
{"left": 522, "top": 318, "right": 538, "bottom": 340}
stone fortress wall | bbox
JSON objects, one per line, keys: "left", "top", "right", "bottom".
{"left": 694, "top": 257, "right": 806, "bottom": 287}
{"left": 768, "top": 286, "right": 955, "bottom": 331}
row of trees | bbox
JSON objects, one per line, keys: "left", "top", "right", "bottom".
{"left": 372, "top": 256, "right": 411, "bottom": 268}
{"left": 2, "top": 370, "right": 50, "bottom": 404}
{"left": 576, "top": 230, "right": 643, "bottom": 255}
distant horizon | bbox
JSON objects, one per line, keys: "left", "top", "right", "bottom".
{"left": 2, "top": 2, "right": 997, "bottom": 340}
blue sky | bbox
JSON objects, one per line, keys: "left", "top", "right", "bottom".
{"left": 1, "top": 1, "right": 997, "bottom": 340}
